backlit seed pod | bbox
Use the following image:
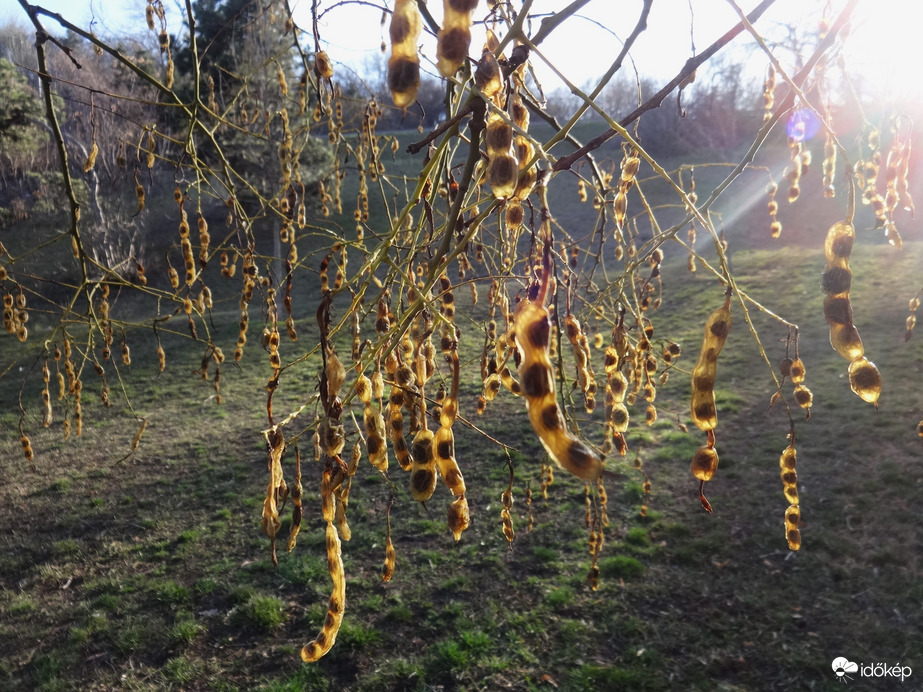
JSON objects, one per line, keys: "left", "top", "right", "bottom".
{"left": 500, "top": 487, "right": 515, "bottom": 546}
{"left": 474, "top": 41, "right": 503, "bottom": 105}
{"left": 197, "top": 215, "right": 210, "bottom": 266}
{"left": 314, "top": 51, "right": 334, "bottom": 80}
{"left": 409, "top": 428, "right": 437, "bottom": 503}
{"left": 381, "top": 531, "right": 395, "bottom": 583}
{"left": 325, "top": 351, "right": 346, "bottom": 400}
{"left": 848, "top": 356, "right": 881, "bottom": 406}
{"left": 363, "top": 402, "right": 389, "bottom": 472}
{"left": 434, "top": 426, "right": 465, "bottom": 496}
{"left": 690, "top": 445, "right": 718, "bottom": 481}
{"left": 21, "top": 434, "right": 34, "bottom": 461}
{"left": 355, "top": 373, "right": 372, "bottom": 404}
{"left": 447, "top": 494, "right": 470, "bottom": 541}
{"left": 485, "top": 112, "right": 518, "bottom": 200}
{"left": 181, "top": 237, "right": 195, "bottom": 285}
{"left": 821, "top": 266, "right": 852, "bottom": 296}
{"left": 690, "top": 296, "right": 732, "bottom": 431}
{"left": 436, "top": 0, "right": 479, "bottom": 77}
{"left": 793, "top": 384, "right": 813, "bottom": 416}
{"left": 788, "top": 358, "right": 805, "bottom": 384}
{"left": 387, "top": 0, "right": 422, "bottom": 108}
{"left": 300, "top": 521, "right": 345, "bottom": 663}
{"left": 829, "top": 323, "right": 864, "bottom": 362}
{"left": 761, "top": 63, "right": 776, "bottom": 122}
{"left": 824, "top": 221, "right": 854, "bottom": 267}
{"left": 515, "top": 251, "right": 604, "bottom": 482}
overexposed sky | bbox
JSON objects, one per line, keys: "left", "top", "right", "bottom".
{"left": 1, "top": 0, "right": 920, "bottom": 106}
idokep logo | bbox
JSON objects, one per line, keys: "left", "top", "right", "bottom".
{"left": 832, "top": 658, "right": 859, "bottom": 682}
{"left": 832, "top": 657, "right": 913, "bottom": 683}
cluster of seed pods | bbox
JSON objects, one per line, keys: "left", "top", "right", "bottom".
{"left": 689, "top": 294, "right": 733, "bottom": 513}
{"left": 766, "top": 180, "right": 781, "bottom": 238}
{"left": 761, "top": 64, "right": 775, "bottom": 123}
{"left": 785, "top": 124, "right": 811, "bottom": 204}
{"left": 822, "top": 220, "right": 881, "bottom": 406}
{"left": 2, "top": 288, "right": 29, "bottom": 342}
{"left": 564, "top": 311, "right": 597, "bottom": 413}
{"left": 779, "top": 346, "right": 813, "bottom": 419}
{"left": 881, "top": 119, "right": 915, "bottom": 248}
{"left": 602, "top": 311, "right": 630, "bottom": 456}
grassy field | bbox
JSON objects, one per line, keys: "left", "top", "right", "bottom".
{"left": 1, "top": 122, "right": 922, "bottom": 691}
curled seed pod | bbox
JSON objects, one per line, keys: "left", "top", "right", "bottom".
{"left": 314, "top": 51, "right": 334, "bottom": 79}
{"left": 83, "top": 141, "right": 99, "bottom": 173}
{"left": 848, "top": 356, "right": 881, "bottom": 406}
{"left": 447, "top": 494, "right": 470, "bottom": 542}
{"left": 515, "top": 255, "right": 604, "bottom": 482}
{"left": 690, "top": 296, "right": 732, "bottom": 431}
{"left": 381, "top": 532, "right": 395, "bottom": 583}
{"left": 326, "top": 350, "right": 346, "bottom": 400}
{"left": 300, "top": 522, "right": 345, "bottom": 663}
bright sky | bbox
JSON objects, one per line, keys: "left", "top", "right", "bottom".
{"left": 1, "top": 0, "right": 920, "bottom": 107}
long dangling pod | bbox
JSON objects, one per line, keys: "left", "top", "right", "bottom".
{"left": 514, "top": 244, "right": 604, "bottom": 481}
{"left": 689, "top": 292, "right": 733, "bottom": 512}
{"left": 822, "top": 219, "right": 881, "bottom": 405}
{"left": 779, "top": 432, "right": 801, "bottom": 550}
{"left": 261, "top": 426, "right": 286, "bottom": 565}
{"left": 300, "top": 516, "right": 346, "bottom": 662}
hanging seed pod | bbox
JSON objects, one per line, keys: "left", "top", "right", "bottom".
{"left": 447, "top": 494, "right": 470, "bottom": 541}
{"left": 690, "top": 295, "right": 732, "bottom": 431}
{"left": 300, "top": 521, "right": 345, "bottom": 663}
{"left": 847, "top": 356, "right": 881, "bottom": 406}
{"left": 474, "top": 38, "right": 503, "bottom": 106}
{"left": 314, "top": 51, "right": 334, "bottom": 80}
{"left": 485, "top": 111, "right": 518, "bottom": 200}
{"left": 515, "top": 250, "right": 603, "bottom": 481}
{"left": 387, "top": 0, "right": 422, "bottom": 108}
{"left": 409, "top": 428, "right": 437, "bottom": 503}
{"left": 436, "top": 0, "right": 479, "bottom": 77}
